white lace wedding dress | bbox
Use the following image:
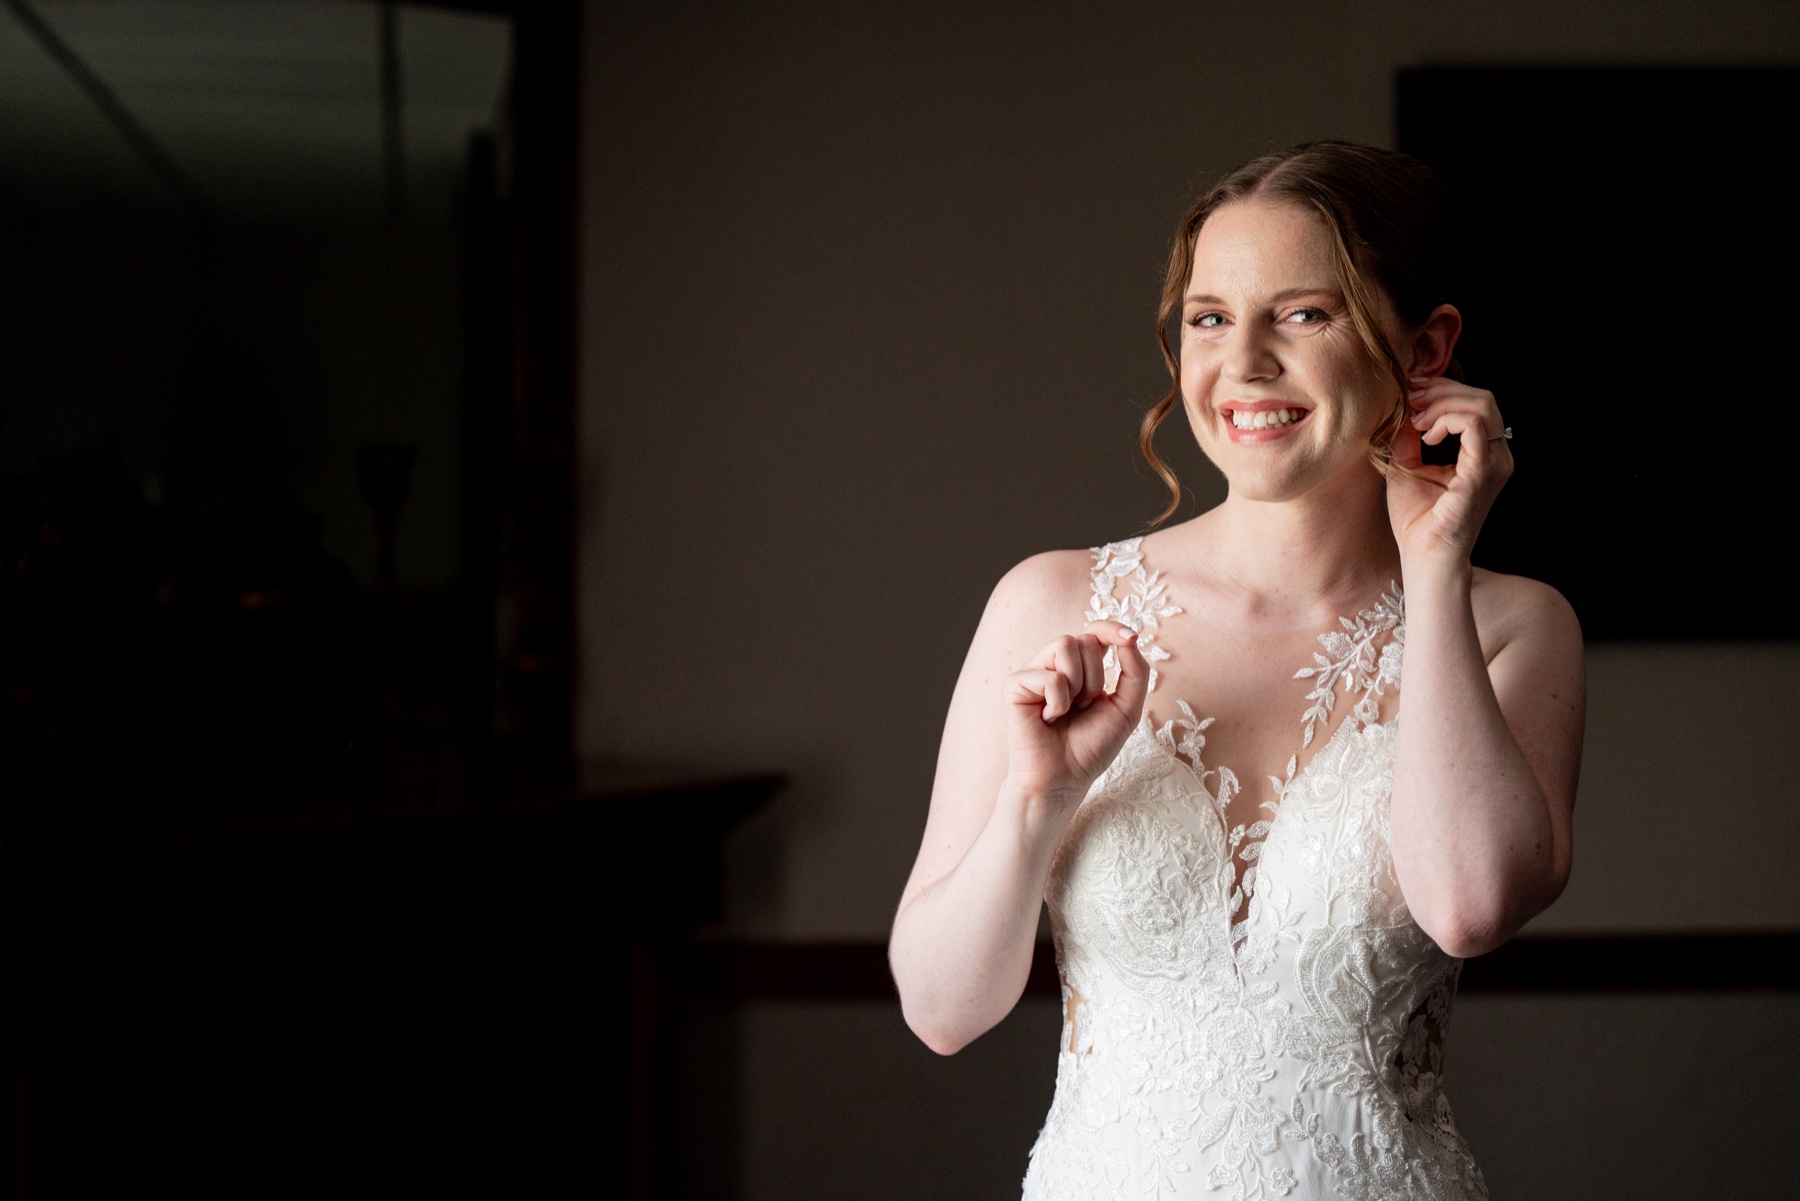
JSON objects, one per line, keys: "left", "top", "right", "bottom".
{"left": 1022, "top": 539, "right": 1486, "bottom": 1200}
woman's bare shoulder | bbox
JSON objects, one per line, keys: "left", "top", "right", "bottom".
{"left": 941, "top": 548, "right": 1099, "bottom": 718}
{"left": 984, "top": 548, "right": 1095, "bottom": 640}
{"left": 1470, "top": 568, "right": 1583, "bottom": 658}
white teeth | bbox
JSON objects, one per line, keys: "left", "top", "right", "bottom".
{"left": 1231, "top": 407, "right": 1301, "bottom": 430}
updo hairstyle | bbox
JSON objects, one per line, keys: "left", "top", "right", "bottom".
{"left": 1142, "top": 141, "right": 1462, "bottom": 522}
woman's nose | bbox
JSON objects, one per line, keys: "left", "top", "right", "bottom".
{"left": 1221, "top": 326, "right": 1279, "bottom": 383}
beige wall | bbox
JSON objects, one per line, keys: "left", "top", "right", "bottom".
{"left": 1528, "top": 643, "right": 1800, "bottom": 932}
{"left": 578, "top": 0, "right": 1800, "bottom": 941}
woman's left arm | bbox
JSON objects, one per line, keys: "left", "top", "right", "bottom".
{"left": 1387, "top": 374, "right": 1587, "bottom": 959}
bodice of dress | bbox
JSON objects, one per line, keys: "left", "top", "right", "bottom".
{"left": 1023, "top": 538, "right": 1486, "bottom": 1201}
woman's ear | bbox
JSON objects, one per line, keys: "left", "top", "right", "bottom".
{"left": 1408, "top": 304, "right": 1463, "bottom": 379}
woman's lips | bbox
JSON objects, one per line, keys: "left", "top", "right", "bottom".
{"left": 1220, "top": 403, "right": 1313, "bottom": 444}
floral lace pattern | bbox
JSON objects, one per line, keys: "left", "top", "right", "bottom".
{"left": 1086, "top": 537, "right": 1182, "bottom": 694}
{"left": 1023, "top": 541, "right": 1484, "bottom": 1201}
{"left": 1295, "top": 585, "right": 1405, "bottom": 747}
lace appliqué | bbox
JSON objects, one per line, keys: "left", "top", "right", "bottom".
{"left": 1149, "top": 701, "right": 1275, "bottom": 944}
{"left": 1146, "top": 580, "right": 1406, "bottom": 952}
{"left": 1030, "top": 551, "right": 1483, "bottom": 1201}
{"left": 1294, "top": 584, "right": 1405, "bottom": 746}
{"left": 1253, "top": 583, "right": 1406, "bottom": 914}
{"left": 1085, "top": 537, "right": 1181, "bottom": 694}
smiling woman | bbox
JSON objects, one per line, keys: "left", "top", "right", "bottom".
{"left": 888, "top": 142, "right": 1585, "bottom": 1200}
{"left": 1146, "top": 142, "right": 1464, "bottom": 518}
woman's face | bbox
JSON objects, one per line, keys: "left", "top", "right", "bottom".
{"left": 1179, "top": 198, "right": 1398, "bottom": 503}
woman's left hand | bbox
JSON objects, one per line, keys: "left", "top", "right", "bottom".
{"left": 1386, "top": 375, "right": 1513, "bottom": 567}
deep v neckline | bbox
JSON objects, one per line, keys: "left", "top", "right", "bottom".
{"left": 1086, "top": 538, "right": 1406, "bottom": 952}
{"left": 1133, "top": 710, "right": 1393, "bottom": 892}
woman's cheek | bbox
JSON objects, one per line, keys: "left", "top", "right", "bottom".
{"left": 1179, "top": 353, "right": 1211, "bottom": 401}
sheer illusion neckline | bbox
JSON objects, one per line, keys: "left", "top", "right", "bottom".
{"left": 1086, "top": 537, "right": 1406, "bottom": 947}
{"left": 1032, "top": 541, "right": 1477, "bottom": 1201}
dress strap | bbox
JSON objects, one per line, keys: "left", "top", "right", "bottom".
{"left": 1292, "top": 584, "right": 1406, "bottom": 745}
{"left": 1084, "top": 537, "right": 1181, "bottom": 694}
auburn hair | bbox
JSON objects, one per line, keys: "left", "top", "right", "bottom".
{"left": 1142, "top": 141, "right": 1462, "bottom": 523}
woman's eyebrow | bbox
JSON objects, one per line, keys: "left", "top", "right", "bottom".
{"left": 1183, "top": 286, "right": 1343, "bottom": 306}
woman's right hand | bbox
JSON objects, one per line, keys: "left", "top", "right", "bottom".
{"left": 893, "top": 573, "right": 1148, "bottom": 1055}
{"left": 1003, "top": 621, "right": 1150, "bottom": 813}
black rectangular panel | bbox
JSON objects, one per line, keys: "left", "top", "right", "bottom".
{"left": 1398, "top": 68, "right": 1797, "bottom": 640}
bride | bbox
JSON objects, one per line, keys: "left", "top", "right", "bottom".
{"left": 888, "top": 142, "right": 1584, "bottom": 1198}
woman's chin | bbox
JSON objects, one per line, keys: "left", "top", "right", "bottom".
{"left": 1209, "top": 452, "right": 1312, "bottom": 501}
{"left": 1225, "top": 476, "right": 1309, "bottom": 505}
{"left": 1219, "top": 456, "right": 1379, "bottom": 506}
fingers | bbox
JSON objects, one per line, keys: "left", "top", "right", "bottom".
{"left": 1106, "top": 626, "right": 1151, "bottom": 723}
{"left": 1418, "top": 408, "right": 1493, "bottom": 451}
{"left": 1011, "top": 625, "right": 1140, "bottom": 724}
{"left": 1037, "top": 635, "right": 1093, "bottom": 715}
{"left": 1406, "top": 376, "right": 1512, "bottom": 488}
{"left": 1006, "top": 667, "right": 1074, "bottom": 721}
{"left": 1407, "top": 376, "right": 1506, "bottom": 445}
{"left": 1389, "top": 407, "right": 1426, "bottom": 468}
{"left": 1056, "top": 629, "right": 1108, "bottom": 710}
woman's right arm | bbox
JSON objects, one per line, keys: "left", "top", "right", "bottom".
{"left": 889, "top": 552, "right": 1147, "bottom": 1055}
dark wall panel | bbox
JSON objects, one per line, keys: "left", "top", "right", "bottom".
{"left": 1398, "top": 68, "right": 1798, "bottom": 640}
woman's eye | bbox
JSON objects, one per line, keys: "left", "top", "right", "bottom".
{"left": 1286, "top": 307, "right": 1328, "bottom": 325}
{"left": 1188, "top": 312, "right": 1226, "bottom": 329}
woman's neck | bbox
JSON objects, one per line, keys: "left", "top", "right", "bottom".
{"left": 1188, "top": 474, "right": 1400, "bottom": 613}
